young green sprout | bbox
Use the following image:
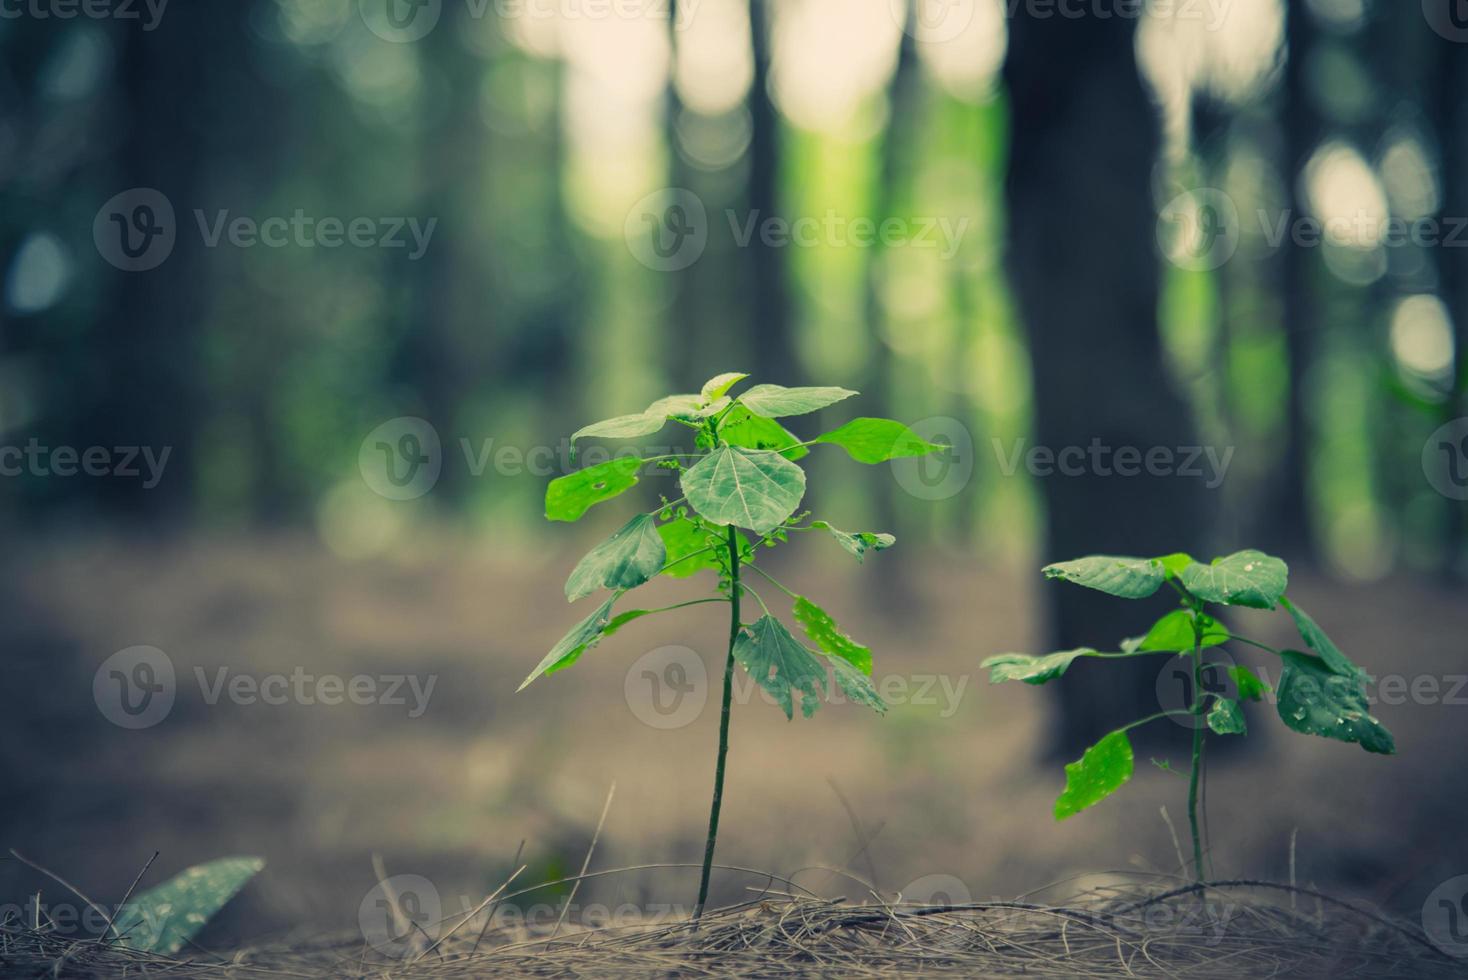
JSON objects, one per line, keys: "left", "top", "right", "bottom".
{"left": 982, "top": 551, "right": 1395, "bottom": 881}
{"left": 522, "top": 373, "right": 944, "bottom": 920}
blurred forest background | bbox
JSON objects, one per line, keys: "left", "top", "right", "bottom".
{"left": 2, "top": 0, "right": 1467, "bottom": 944}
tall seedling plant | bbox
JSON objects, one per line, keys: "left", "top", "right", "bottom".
{"left": 521, "top": 373, "right": 944, "bottom": 920}
{"left": 983, "top": 551, "right": 1395, "bottom": 880}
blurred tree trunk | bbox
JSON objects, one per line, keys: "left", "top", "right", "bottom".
{"left": 862, "top": 17, "right": 921, "bottom": 572}
{"left": 1263, "top": 0, "right": 1319, "bottom": 557}
{"left": 1433, "top": 32, "right": 1468, "bottom": 575}
{"left": 665, "top": 0, "right": 700, "bottom": 388}
{"left": 745, "top": 0, "right": 795, "bottom": 381}
{"left": 1003, "top": 9, "right": 1211, "bottom": 756}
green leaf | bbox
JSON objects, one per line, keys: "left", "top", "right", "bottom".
{"left": 982, "top": 649, "right": 1095, "bottom": 685}
{"left": 112, "top": 857, "right": 264, "bottom": 954}
{"left": 1279, "top": 597, "right": 1367, "bottom": 679}
{"left": 1122, "top": 610, "right": 1229, "bottom": 653}
{"left": 1157, "top": 553, "right": 1195, "bottom": 577}
{"left": 1228, "top": 664, "right": 1270, "bottom": 702}
{"left": 646, "top": 394, "right": 704, "bottom": 419}
{"left": 733, "top": 615, "right": 828, "bottom": 720}
{"left": 700, "top": 372, "right": 748, "bottom": 402}
{"left": 545, "top": 457, "right": 644, "bottom": 523}
{"left": 1042, "top": 556, "right": 1165, "bottom": 600}
{"left": 571, "top": 413, "right": 669, "bottom": 445}
{"left": 810, "top": 521, "right": 895, "bottom": 563}
{"left": 1275, "top": 650, "right": 1395, "bottom": 755}
{"left": 603, "top": 608, "right": 654, "bottom": 636}
{"left": 1054, "top": 730, "right": 1134, "bottom": 820}
{"left": 737, "top": 384, "right": 857, "bottom": 418}
{"left": 564, "top": 514, "right": 666, "bottom": 602}
{"left": 793, "top": 595, "right": 872, "bottom": 674}
{"left": 1178, "top": 550, "right": 1289, "bottom": 609}
{"left": 519, "top": 596, "right": 616, "bottom": 691}
{"left": 715, "top": 406, "right": 810, "bottom": 460}
{"left": 680, "top": 446, "right": 807, "bottom": 535}
{"left": 828, "top": 656, "right": 887, "bottom": 715}
{"left": 813, "top": 417, "right": 942, "bottom": 464}
{"left": 1206, "top": 698, "right": 1247, "bottom": 735}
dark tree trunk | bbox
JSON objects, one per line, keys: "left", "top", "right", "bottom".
{"left": 1003, "top": 9, "right": 1212, "bottom": 756}
{"left": 745, "top": 0, "right": 795, "bottom": 382}
{"left": 1432, "top": 29, "right": 1468, "bottom": 575}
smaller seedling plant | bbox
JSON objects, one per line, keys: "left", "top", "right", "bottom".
{"left": 982, "top": 551, "right": 1395, "bottom": 880}
{"left": 521, "top": 373, "right": 943, "bottom": 920}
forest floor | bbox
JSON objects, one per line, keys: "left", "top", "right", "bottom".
{"left": 1, "top": 530, "right": 1466, "bottom": 974}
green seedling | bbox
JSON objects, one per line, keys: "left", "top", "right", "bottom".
{"left": 982, "top": 550, "right": 1395, "bottom": 880}
{"left": 522, "top": 373, "right": 943, "bottom": 920}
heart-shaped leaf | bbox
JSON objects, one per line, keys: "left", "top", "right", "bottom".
{"left": 680, "top": 446, "right": 806, "bottom": 535}
{"left": 564, "top": 514, "right": 666, "bottom": 601}
{"left": 1054, "top": 730, "right": 1133, "bottom": 820}
{"left": 714, "top": 406, "right": 809, "bottom": 460}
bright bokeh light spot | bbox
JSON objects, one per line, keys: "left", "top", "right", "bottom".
{"left": 4, "top": 232, "right": 73, "bottom": 316}
{"left": 1304, "top": 141, "right": 1389, "bottom": 248}
{"left": 675, "top": 0, "right": 753, "bottom": 116}
{"left": 275, "top": 0, "right": 351, "bottom": 46}
{"left": 771, "top": 0, "right": 901, "bottom": 133}
{"left": 1305, "top": 0, "right": 1365, "bottom": 31}
{"left": 1137, "top": 0, "right": 1283, "bottom": 154}
{"left": 39, "top": 26, "right": 111, "bottom": 100}
{"left": 1390, "top": 294, "right": 1455, "bottom": 382}
{"left": 329, "top": 32, "right": 422, "bottom": 118}
{"left": 1379, "top": 132, "right": 1438, "bottom": 221}
{"left": 913, "top": 0, "right": 1007, "bottom": 101}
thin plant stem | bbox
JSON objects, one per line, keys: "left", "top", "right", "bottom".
{"left": 1187, "top": 609, "right": 1207, "bottom": 882}
{"left": 694, "top": 523, "right": 742, "bottom": 922}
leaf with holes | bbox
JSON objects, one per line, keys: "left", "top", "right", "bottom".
{"left": 1054, "top": 730, "right": 1134, "bottom": 820}
{"left": 680, "top": 446, "right": 807, "bottom": 535}
{"left": 793, "top": 595, "right": 872, "bottom": 674}
{"left": 564, "top": 514, "right": 666, "bottom": 601}
{"left": 733, "top": 615, "right": 829, "bottom": 720}
{"left": 545, "top": 457, "right": 644, "bottom": 522}
{"left": 1207, "top": 698, "right": 1247, "bottom": 736}
{"left": 810, "top": 522, "right": 895, "bottom": 562}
